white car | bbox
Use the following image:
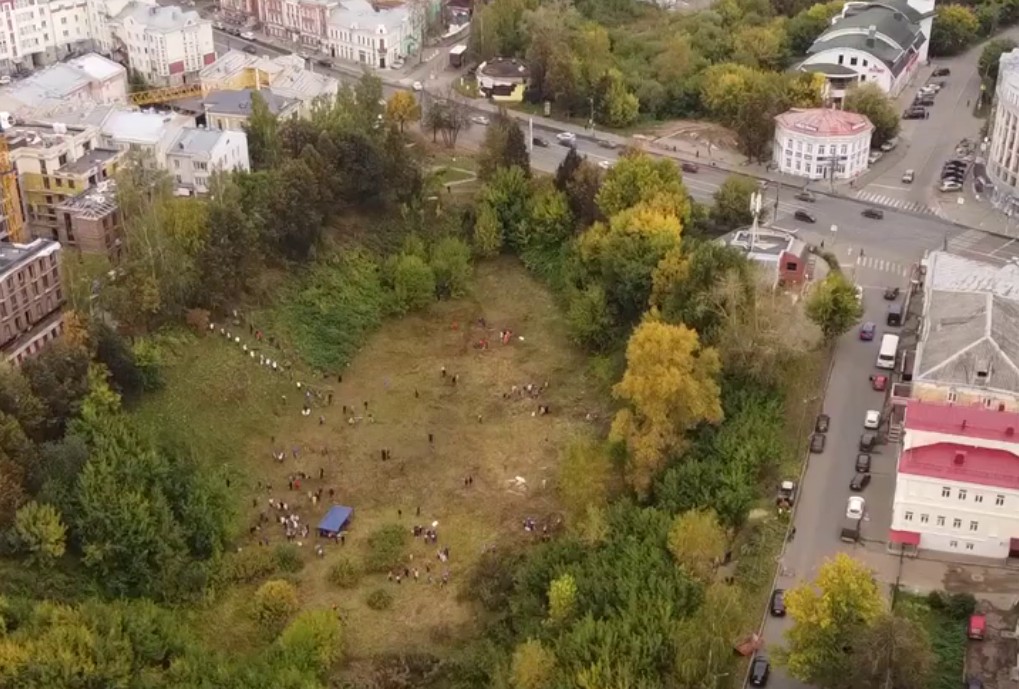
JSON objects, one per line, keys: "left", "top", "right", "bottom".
{"left": 470, "top": 115, "right": 489, "bottom": 126}
{"left": 598, "top": 160, "right": 614, "bottom": 170}
{"left": 412, "top": 81, "right": 423, "bottom": 92}
{"left": 847, "top": 496, "right": 866, "bottom": 520}
{"left": 855, "top": 286, "right": 864, "bottom": 303}
{"left": 556, "top": 131, "right": 576, "bottom": 144}
{"left": 940, "top": 181, "right": 963, "bottom": 192}
{"left": 864, "top": 410, "right": 881, "bottom": 429}
{"left": 240, "top": 31, "right": 255, "bottom": 40}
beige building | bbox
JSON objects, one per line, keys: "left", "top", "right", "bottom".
{"left": 0, "top": 238, "right": 65, "bottom": 365}
{"left": 56, "top": 180, "right": 121, "bottom": 258}
{"left": 199, "top": 50, "right": 339, "bottom": 117}
{"left": 201, "top": 88, "right": 299, "bottom": 131}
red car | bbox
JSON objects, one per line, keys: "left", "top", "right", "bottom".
{"left": 871, "top": 374, "right": 888, "bottom": 391}
{"left": 860, "top": 322, "right": 876, "bottom": 341}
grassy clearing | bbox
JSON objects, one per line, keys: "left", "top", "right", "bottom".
{"left": 898, "top": 593, "right": 967, "bottom": 689}
{"left": 132, "top": 257, "right": 608, "bottom": 659}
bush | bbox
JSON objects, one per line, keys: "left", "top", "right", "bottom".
{"left": 928, "top": 590, "right": 977, "bottom": 620}
{"left": 274, "top": 543, "right": 305, "bottom": 573}
{"left": 366, "top": 588, "right": 394, "bottom": 611}
{"left": 364, "top": 524, "right": 408, "bottom": 573}
{"left": 327, "top": 557, "right": 363, "bottom": 589}
{"left": 252, "top": 579, "right": 300, "bottom": 634}
{"left": 220, "top": 547, "right": 278, "bottom": 584}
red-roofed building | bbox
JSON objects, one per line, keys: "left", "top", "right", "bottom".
{"left": 773, "top": 108, "right": 873, "bottom": 181}
{"left": 891, "top": 399, "right": 1019, "bottom": 558}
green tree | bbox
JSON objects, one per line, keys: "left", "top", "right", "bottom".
{"left": 253, "top": 580, "right": 300, "bottom": 635}
{"left": 14, "top": 501, "right": 66, "bottom": 566}
{"left": 843, "top": 83, "right": 900, "bottom": 147}
{"left": 557, "top": 440, "right": 612, "bottom": 537}
{"left": 268, "top": 157, "right": 324, "bottom": 260}
{"left": 597, "top": 151, "right": 691, "bottom": 221}
{"left": 547, "top": 573, "right": 577, "bottom": 625}
{"left": 473, "top": 201, "right": 504, "bottom": 257}
{"left": 385, "top": 90, "right": 421, "bottom": 132}
{"left": 853, "top": 613, "right": 934, "bottom": 689}
{"left": 430, "top": 236, "right": 473, "bottom": 298}
{"left": 391, "top": 254, "right": 436, "bottom": 312}
{"left": 277, "top": 608, "right": 344, "bottom": 676}
{"left": 674, "top": 584, "right": 748, "bottom": 687}
{"left": 244, "top": 90, "right": 281, "bottom": 169}
{"left": 787, "top": 2, "right": 842, "bottom": 54}
{"left": 598, "top": 70, "right": 640, "bottom": 127}
{"left": 667, "top": 508, "right": 727, "bottom": 581}
{"left": 711, "top": 175, "right": 761, "bottom": 230}
{"left": 478, "top": 165, "right": 533, "bottom": 250}
{"left": 21, "top": 340, "right": 91, "bottom": 441}
{"left": 805, "top": 271, "right": 863, "bottom": 341}
{"left": 479, "top": 113, "right": 531, "bottom": 180}
{"left": 523, "top": 186, "right": 573, "bottom": 251}
{"left": 980, "top": 38, "right": 1017, "bottom": 86}
{"left": 611, "top": 320, "right": 724, "bottom": 495}
{"left": 566, "top": 284, "right": 616, "bottom": 351}
{"left": 731, "top": 22, "right": 789, "bottom": 70}
{"left": 930, "top": 5, "right": 979, "bottom": 56}
{"left": 781, "top": 553, "right": 884, "bottom": 689}
{"left": 511, "top": 639, "right": 558, "bottom": 689}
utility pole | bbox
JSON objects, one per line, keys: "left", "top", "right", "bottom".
{"left": 528, "top": 116, "right": 533, "bottom": 154}
{"left": 749, "top": 190, "right": 763, "bottom": 254}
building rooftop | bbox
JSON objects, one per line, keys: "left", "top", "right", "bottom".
{"left": 905, "top": 399, "right": 1019, "bottom": 443}
{"left": 66, "top": 54, "right": 125, "bottom": 82}
{"left": 828, "top": 7, "right": 923, "bottom": 51}
{"left": 724, "top": 228, "right": 800, "bottom": 260}
{"left": 0, "top": 238, "right": 60, "bottom": 275}
{"left": 775, "top": 107, "right": 873, "bottom": 137}
{"left": 101, "top": 109, "right": 192, "bottom": 146}
{"left": 0, "top": 54, "right": 125, "bottom": 118}
{"left": 203, "top": 88, "right": 296, "bottom": 116}
{"left": 58, "top": 148, "right": 121, "bottom": 176}
{"left": 169, "top": 127, "right": 228, "bottom": 155}
{"left": 58, "top": 180, "right": 118, "bottom": 220}
{"left": 200, "top": 50, "right": 338, "bottom": 103}
{"left": 328, "top": 0, "right": 410, "bottom": 31}
{"left": 915, "top": 251, "right": 1019, "bottom": 391}
{"left": 478, "top": 57, "right": 530, "bottom": 79}
{"left": 899, "top": 442, "right": 1019, "bottom": 490}
{"left": 796, "top": 62, "right": 860, "bottom": 77}
{"left": 116, "top": 2, "right": 207, "bottom": 31}
{"left": 842, "top": 0, "right": 930, "bottom": 23}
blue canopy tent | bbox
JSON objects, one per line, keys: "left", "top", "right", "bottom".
{"left": 318, "top": 505, "right": 354, "bottom": 537}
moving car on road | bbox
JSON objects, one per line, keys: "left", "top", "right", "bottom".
{"left": 769, "top": 590, "right": 786, "bottom": 616}
{"left": 532, "top": 137, "right": 549, "bottom": 148}
{"left": 846, "top": 496, "right": 866, "bottom": 519}
{"left": 870, "top": 374, "right": 888, "bottom": 391}
{"left": 556, "top": 131, "right": 576, "bottom": 146}
{"left": 596, "top": 139, "right": 618, "bottom": 149}
{"left": 902, "top": 169, "right": 915, "bottom": 183}
{"left": 681, "top": 162, "right": 700, "bottom": 173}
{"left": 794, "top": 209, "right": 816, "bottom": 223}
{"left": 862, "top": 208, "right": 885, "bottom": 219}
{"left": 883, "top": 286, "right": 900, "bottom": 300}
{"left": 859, "top": 322, "right": 876, "bottom": 341}
{"left": 864, "top": 410, "right": 881, "bottom": 430}
{"left": 795, "top": 191, "right": 815, "bottom": 202}
{"left": 850, "top": 472, "right": 872, "bottom": 492}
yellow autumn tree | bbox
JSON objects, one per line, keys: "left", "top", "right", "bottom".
{"left": 386, "top": 90, "right": 421, "bottom": 133}
{"left": 667, "top": 508, "right": 727, "bottom": 581}
{"left": 610, "top": 319, "right": 723, "bottom": 495}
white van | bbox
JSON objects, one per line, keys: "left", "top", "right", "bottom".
{"left": 877, "top": 333, "right": 900, "bottom": 370}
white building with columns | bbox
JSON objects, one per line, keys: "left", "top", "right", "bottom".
{"left": 772, "top": 107, "right": 873, "bottom": 180}
{"left": 988, "top": 48, "right": 1019, "bottom": 214}
{"left": 890, "top": 400, "right": 1019, "bottom": 559}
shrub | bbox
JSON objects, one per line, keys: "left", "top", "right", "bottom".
{"left": 220, "top": 547, "right": 277, "bottom": 584}
{"left": 366, "top": 588, "right": 393, "bottom": 611}
{"left": 364, "top": 524, "right": 408, "bottom": 573}
{"left": 929, "top": 591, "right": 977, "bottom": 620}
{"left": 327, "top": 557, "right": 363, "bottom": 589}
{"left": 274, "top": 543, "right": 304, "bottom": 573}
{"left": 252, "top": 579, "right": 300, "bottom": 634}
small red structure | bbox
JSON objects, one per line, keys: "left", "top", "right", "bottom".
{"left": 968, "top": 613, "right": 986, "bottom": 640}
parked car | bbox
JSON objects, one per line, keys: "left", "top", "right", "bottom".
{"left": 795, "top": 191, "right": 816, "bottom": 202}
{"left": 810, "top": 433, "right": 826, "bottom": 453}
{"left": 770, "top": 589, "right": 786, "bottom": 616}
{"left": 932, "top": 67, "right": 951, "bottom": 76}
{"left": 240, "top": 30, "right": 255, "bottom": 40}
{"left": 794, "top": 209, "right": 816, "bottom": 223}
{"left": 556, "top": 131, "right": 576, "bottom": 146}
{"left": 862, "top": 208, "right": 885, "bottom": 219}
{"left": 902, "top": 169, "right": 915, "bottom": 183}
{"left": 681, "top": 161, "right": 700, "bottom": 173}
{"left": 777, "top": 481, "right": 797, "bottom": 508}
{"left": 749, "top": 656, "right": 770, "bottom": 687}
{"left": 864, "top": 410, "right": 881, "bottom": 430}
{"left": 815, "top": 413, "right": 830, "bottom": 433}
{"left": 532, "top": 137, "right": 549, "bottom": 148}
{"left": 850, "top": 472, "right": 872, "bottom": 491}
{"left": 881, "top": 137, "right": 899, "bottom": 152}
{"left": 915, "top": 96, "right": 935, "bottom": 106}
{"left": 859, "top": 432, "right": 877, "bottom": 451}
{"left": 846, "top": 496, "right": 866, "bottom": 519}
{"left": 598, "top": 160, "right": 613, "bottom": 170}
{"left": 859, "top": 321, "right": 876, "bottom": 341}
{"left": 470, "top": 115, "right": 490, "bottom": 125}
{"left": 412, "top": 81, "right": 424, "bottom": 91}
{"left": 856, "top": 452, "right": 873, "bottom": 472}
{"left": 243, "top": 45, "right": 258, "bottom": 54}
{"left": 316, "top": 58, "right": 332, "bottom": 67}
{"left": 870, "top": 374, "right": 888, "bottom": 391}
{"left": 867, "top": 151, "right": 883, "bottom": 165}
{"left": 902, "top": 107, "right": 928, "bottom": 120}
{"left": 940, "top": 181, "right": 963, "bottom": 192}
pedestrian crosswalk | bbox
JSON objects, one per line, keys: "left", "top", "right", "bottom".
{"left": 945, "top": 229, "right": 988, "bottom": 253}
{"left": 854, "top": 254, "right": 911, "bottom": 277}
{"left": 853, "top": 190, "right": 947, "bottom": 218}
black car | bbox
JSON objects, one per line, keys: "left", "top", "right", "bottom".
{"left": 810, "top": 433, "right": 826, "bottom": 453}
{"left": 794, "top": 209, "right": 816, "bottom": 223}
{"left": 850, "top": 472, "right": 872, "bottom": 491}
{"left": 532, "top": 137, "right": 549, "bottom": 148}
{"left": 862, "top": 208, "right": 884, "bottom": 220}
{"left": 596, "top": 138, "right": 618, "bottom": 150}
{"left": 316, "top": 58, "right": 332, "bottom": 67}
{"left": 883, "top": 286, "right": 900, "bottom": 300}
{"left": 815, "top": 413, "right": 830, "bottom": 433}
{"left": 243, "top": 44, "right": 258, "bottom": 54}
{"left": 856, "top": 452, "right": 872, "bottom": 472}
{"left": 770, "top": 589, "right": 786, "bottom": 616}
{"left": 915, "top": 96, "right": 935, "bottom": 107}
{"left": 681, "top": 162, "right": 700, "bottom": 173}
{"left": 933, "top": 67, "right": 951, "bottom": 77}
{"left": 902, "top": 108, "right": 928, "bottom": 120}
{"left": 859, "top": 432, "right": 877, "bottom": 451}
{"left": 750, "top": 656, "right": 770, "bottom": 687}
{"left": 795, "top": 191, "right": 816, "bottom": 202}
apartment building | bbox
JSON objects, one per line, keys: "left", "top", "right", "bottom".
{"left": 200, "top": 50, "right": 339, "bottom": 116}
{"left": 260, "top": 0, "right": 337, "bottom": 47}
{"left": 166, "top": 127, "right": 249, "bottom": 195}
{"left": 0, "top": 238, "right": 64, "bottom": 365}
{"left": 107, "top": 1, "right": 215, "bottom": 86}
{"left": 325, "top": 0, "right": 421, "bottom": 68}
{"left": 0, "top": 0, "right": 104, "bottom": 73}
{"left": 56, "top": 179, "right": 121, "bottom": 257}
{"left": 0, "top": 52, "right": 126, "bottom": 119}
{"left": 200, "top": 88, "right": 298, "bottom": 130}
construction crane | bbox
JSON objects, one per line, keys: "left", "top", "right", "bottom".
{"left": 0, "top": 113, "right": 24, "bottom": 244}
{"left": 130, "top": 83, "right": 205, "bottom": 107}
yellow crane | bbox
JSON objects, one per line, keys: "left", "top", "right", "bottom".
{"left": 0, "top": 135, "right": 24, "bottom": 243}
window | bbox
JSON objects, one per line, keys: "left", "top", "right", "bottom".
{"left": 950, "top": 540, "right": 959, "bottom": 548}
{"left": 953, "top": 518, "right": 962, "bottom": 528}
{"left": 785, "top": 261, "right": 798, "bottom": 271}
{"left": 863, "top": 59, "right": 869, "bottom": 66}
{"left": 850, "top": 56, "right": 858, "bottom": 66}
{"left": 948, "top": 389, "right": 958, "bottom": 403}
{"left": 904, "top": 511, "right": 913, "bottom": 521}
{"left": 920, "top": 514, "right": 929, "bottom": 523}
{"left": 975, "top": 494, "right": 984, "bottom": 503}
{"left": 837, "top": 54, "right": 844, "bottom": 65}
{"left": 970, "top": 521, "right": 979, "bottom": 531}
{"left": 966, "top": 542, "right": 975, "bottom": 551}
{"left": 958, "top": 489, "right": 967, "bottom": 500}
{"left": 997, "top": 494, "right": 1005, "bottom": 506}
{"left": 942, "top": 486, "right": 951, "bottom": 498}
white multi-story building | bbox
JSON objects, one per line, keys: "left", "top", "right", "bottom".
{"left": 0, "top": 0, "right": 102, "bottom": 73}
{"left": 772, "top": 107, "right": 873, "bottom": 180}
{"left": 166, "top": 127, "right": 249, "bottom": 195}
{"left": 0, "top": 52, "right": 126, "bottom": 118}
{"left": 107, "top": 1, "right": 215, "bottom": 86}
{"left": 987, "top": 49, "right": 1019, "bottom": 214}
{"left": 891, "top": 400, "right": 1019, "bottom": 560}
{"left": 325, "top": 0, "right": 421, "bottom": 68}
